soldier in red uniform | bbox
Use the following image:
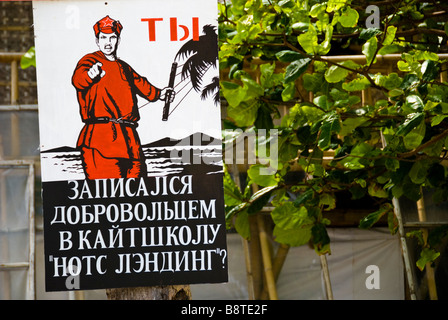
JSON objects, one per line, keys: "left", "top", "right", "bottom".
{"left": 72, "top": 16, "right": 174, "bottom": 180}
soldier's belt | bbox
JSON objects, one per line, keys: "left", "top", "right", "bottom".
{"left": 83, "top": 117, "right": 138, "bottom": 127}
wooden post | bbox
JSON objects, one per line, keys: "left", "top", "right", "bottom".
{"left": 242, "top": 237, "right": 256, "bottom": 299}
{"left": 106, "top": 285, "right": 192, "bottom": 300}
{"left": 392, "top": 198, "right": 417, "bottom": 300}
{"left": 260, "top": 244, "right": 289, "bottom": 300}
{"left": 246, "top": 214, "right": 263, "bottom": 299}
{"left": 320, "top": 254, "right": 333, "bottom": 300}
{"left": 416, "top": 195, "right": 438, "bottom": 300}
{"left": 257, "top": 214, "right": 278, "bottom": 300}
{"left": 0, "top": 165, "right": 11, "bottom": 299}
{"left": 26, "top": 162, "right": 35, "bottom": 300}
{"left": 10, "top": 59, "right": 20, "bottom": 158}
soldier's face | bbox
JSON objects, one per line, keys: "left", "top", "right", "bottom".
{"left": 96, "top": 32, "right": 119, "bottom": 55}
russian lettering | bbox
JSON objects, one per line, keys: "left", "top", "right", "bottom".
{"left": 59, "top": 231, "right": 73, "bottom": 251}
{"left": 51, "top": 206, "right": 67, "bottom": 225}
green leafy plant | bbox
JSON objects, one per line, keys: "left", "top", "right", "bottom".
{"left": 20, "top": 46, "right": 36, "bottom": 69}
{"left": 219, "top": 0, "right": 448, "bottom": 269}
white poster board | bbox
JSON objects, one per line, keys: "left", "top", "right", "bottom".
{"left": 34, "top": 0, "right": 227, "bottom": 291}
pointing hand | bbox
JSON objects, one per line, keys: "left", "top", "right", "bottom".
{"left": 88, "top": 62, "right": 106, "bottom": 80}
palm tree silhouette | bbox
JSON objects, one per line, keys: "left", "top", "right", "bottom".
{"left": 175, "top": 24, "right": 219, "bottom": 105}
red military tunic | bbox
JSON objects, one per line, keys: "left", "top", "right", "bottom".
{"left": 72, "top": 50, "right": 161, "bottom": 164}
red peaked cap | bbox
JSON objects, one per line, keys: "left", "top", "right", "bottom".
{"left": 93, "top": 15, "right": 123, "bottom": 36}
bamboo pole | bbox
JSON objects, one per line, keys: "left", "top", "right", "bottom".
{"left": 242, "top": 237, "right": 256, "bottom": 300}
{"left": 441, "top": 62, "right": 447, "bottom": 83}
{"left": 11, "top": 59, "right": 19, "bottom": 104}
{"left": 257, "top": 214, "right": 278, "bottom": 300}
{"left": 272, "top": 244, "right": 289, "bottom": 280}
{"left": 416, "top": 195, "right": 438, "bottom": 300}
{"left": 10, "top": 59, "right": 20, "bottom": 158}
{"left": 26, "top": 162, "right": 35, "bottom": 300}
{"left": 0, "top": 165, "right": 11, "bottom": 299}
{"left": 248, "top": 214, "right": 263, "bottom": 299}
{"left": 232, "top": 163, "right": 263, "bottom": 300}
{"left": 380, "top": 128, "right": 418, "bottom": 300}
{"left": 392, "top": 198, "right": 417, "bottom": 300}
{"left": 0, "top": 52, "right": 23, "bottom": 63}
{"left": 260, "top": 244, "right": 289, "bottom": 300}
{"left": 320, "top": 254, "right": 333, "bottom": 300}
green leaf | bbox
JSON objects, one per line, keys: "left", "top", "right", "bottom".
{"left": 276, "top": 50, "right": 304, "bottom": 62}
{"left": 20, "top": 46, "right": 36, "bottom": 69}
{"left": 310, "top": 3, "right": 326, "bottom": 18}
{"left": 247, "top": 164, "right": 279, "bottom": 187}
{"left": 403, "top": 118, "right": 426, "bottom": 150}
{"left": 359, "top": 203, "right": 392, "bottom": 229}
{"left": 326, "top": 0, "right": 347, "bottom": 12}
{"left": 339, "top": 116, "right": 368, "bottom": 136}
{"left": 221, "top": 81, "right": 246, "bottom": 107}
{"left": 282, "top": 82, "right": 295, "bottom": 101}
{"left": 241, "top": 76, "right": 264, "bottom": 96}
{"left": 339, "top": 7, "right": 359, "bottom": 28}
{"left": 359, "top": 28, "right": 381, "bottom": 41}
{"left": 303, "top": 73, "right": 324, "bottom": 93}
{"left": 362, "top": 36, "right": 378, "bottom": 65}
{"left": 225, "top": 202, "right": 248, "bottom": 220}
{"left": 247, "top": 185, "right": 279, "bottom": 215}
{"left": 432, "top": 115, "right": 448, "bottom": 127}
{"left": 385, "top": 158, "right": 400, "bottom": 172}
{"left": 297, "top": 24, "right": 318, "bottom": 55}
{"left": 382, "top": 26, "right": 397, "bottom": 46}
{"left": 409, "top": 160, "right": 430, "bottom": 185}
{"left": 416, "top": 248, "right": 440, "bottom": 271}
{"left": 325, "top": 64, "right": 350, "bottom": 83}
{"left": 388, "top": 88, "right": 404, "bottom": 97}
{"left": 311, "top": 223, "right": 331, "bottom": 254}
{"left": 396, "top": 112, "right": 424, "bottom": 136}
{"left": 375, "top": 73, "right": 402, "bottom": 90}
{"left": 284, "top": 58, "right": 312, "bottom": 83}
{"left": 297, "top": 24, "right": 332, "bottom": 55}
{"left": 271, "top": 202, "right": 314, "bottom": 230}
{"left": 227, "top": 100, "right": 260, "bottom": 127}
{"left": 223, "top": 165, "right": 243, "bottom": 206}
{"left": 255, "top": 103, "right": 274, "bottom": 130}
{"left": 294, "top": 188, "right": 314, "bottom": 207}
{"left": 318, "top": 25, "right": 333, "bottom": 55}
{"left": 319, "top": 192, "right": 336, "bottom": 211}
{"left": 407, "top": 230, "right": 425, "bottom": 246}
{"left": 387, "top": 211, "right": 398, "bottom": 235}
{"left": 318, "top": 112, "right": 341, "bottom": 150}
{"left": 368, "top": 182, "right": 389, "bottom": 198}
{"left": 234, "top": 210, "right": 250, "bottom": 239}
{"left": 273, "top": 224, "right": 312, "bottom": 247}
{"left": 324, "top": 60, "right": 359, "bottom": 83}
{"left": 428, "top": 225, "right": 448, "bottom": 247}
{"left": 260, "top": 62, "right": 278, "bottom": 88}
{"left": 378, "top": 44, "right": 405, "bottom": 55}
{"left": 342, "top": 76, "right": 371, "bottom": 91}
{"left": 313, "top": 95, "right": 331, "bottom": 111}
{"left": 421, "top": 60, "right": 439, "bottom": 82}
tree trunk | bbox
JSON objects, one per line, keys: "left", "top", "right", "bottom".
{"left": 106, "top": 285, "right": 192, "bottom": 300}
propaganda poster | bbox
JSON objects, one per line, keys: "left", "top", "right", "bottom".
{"left": 33, "top": 0, "right": 227, "bottom": 291}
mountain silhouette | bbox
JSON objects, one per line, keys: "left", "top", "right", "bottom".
{"left": 42, "top": 132, "right": 221, "bottom": 153}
